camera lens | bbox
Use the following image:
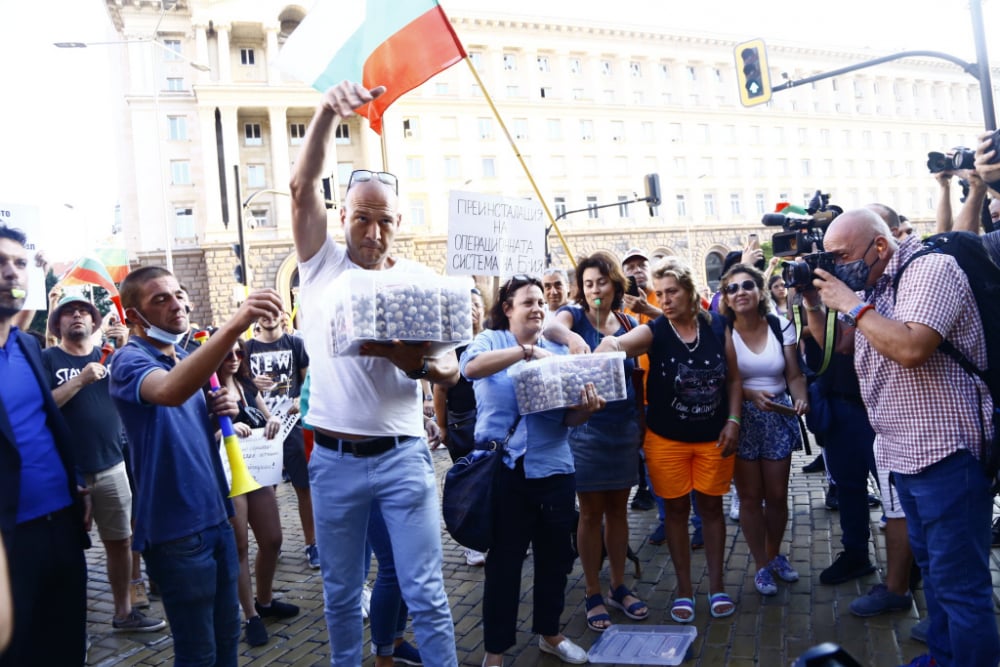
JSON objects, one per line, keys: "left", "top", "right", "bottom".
{"left": 952, "top": 148, "right": 976, "bottom": 170}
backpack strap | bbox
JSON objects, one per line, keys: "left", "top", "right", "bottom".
{"left": 612, "top": 310, "right": 633, "bottom": 332}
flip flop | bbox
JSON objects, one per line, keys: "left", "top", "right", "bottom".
{"left": 670, "top": 597, "right": 695, "bottom": 624}
{"left": 607, "top": 585, "right": 649, "bottom": 621}
{"left": 709, "top": 592, "right": 736, "bottom": 619}
{"left": 585, "top": 593, "right": 612, "bottom": 632}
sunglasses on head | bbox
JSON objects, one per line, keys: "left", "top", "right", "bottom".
{"left": 500, "top": 274, "right": 539, "bottom": 297}
{"left": 347, "top": 169, "right": 398, "bottom": 194}
{"left": 724, "top": 279, "right": 758, "bottom": 295}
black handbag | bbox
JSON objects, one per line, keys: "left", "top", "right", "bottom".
{"left": 441, "top": 415, "right": 521, "bottom": 552}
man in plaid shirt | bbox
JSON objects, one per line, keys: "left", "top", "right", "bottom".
{"left": 803, "top": 207, "right": 998, "bottom": 667}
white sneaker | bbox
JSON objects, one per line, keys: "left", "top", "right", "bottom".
{"left": 360, "top": 583, "right": 372, "bottom": 620}
{"left": 465, "top": 549, "right": 487, "bottom": 566}
{"left": 729, "top": 490, "right": 741, "bottom": 522}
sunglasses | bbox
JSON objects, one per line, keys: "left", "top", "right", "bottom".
{"left": 724, "top": 279, "right": 758, "bottom": 295}
{"left": 225, "top": 350, "right": 244, "bottom": 362}
{"left": 347, "top": 169, "right": 398, "bottom": 194}
{"left": 500, "top": 274, "right": 540, "bottom": 298}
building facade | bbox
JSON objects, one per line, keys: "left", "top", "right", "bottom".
{"left": 106, "top": 0, "right": 993, "bottom": 325}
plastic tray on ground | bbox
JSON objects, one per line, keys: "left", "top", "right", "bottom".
{"left": 587, "top": 625, "right": 697, "bottom": 665}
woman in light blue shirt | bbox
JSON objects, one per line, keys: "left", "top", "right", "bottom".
{"left": 460, "top": 274, "right": 604, "bottom": 667}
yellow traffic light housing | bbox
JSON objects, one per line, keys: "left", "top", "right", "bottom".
{"left": 735, "top": 39, "right": 772, "bottom": 107}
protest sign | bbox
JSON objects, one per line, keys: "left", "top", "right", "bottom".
{"left": 446, "top": 191, "right": 545, "bottom": 276}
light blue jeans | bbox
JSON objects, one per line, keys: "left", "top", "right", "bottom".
{"left": 894, "top": 450, "right": 1000, "bottom": 667}
{"left": 309, "top": 436, "right": 456, "bottom": 666}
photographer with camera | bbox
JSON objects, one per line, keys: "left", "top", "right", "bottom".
{"left": 970, "top": 133, "right": 1000, "bottom": 265}
{"left": 803, "top": 208, "right": 999, "bottom": 667}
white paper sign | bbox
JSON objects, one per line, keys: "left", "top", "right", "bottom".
{"left": 219, "top": 407, "right": 300, "bottom": 490}
{"left": 0, "top": 202, "right": 46, "bottom": 311}
{"left": 446, "top": 191, "right": 545, "bottom": 277}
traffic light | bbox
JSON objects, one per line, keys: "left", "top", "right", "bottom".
{"left": 644, "top": 173, "right": 661, "bottom": 207}
{"left": 232, "top": 243, "right": 246, "bottom": 285}
{"left": 734, "top": 39, "right": 772, "bottom": 107}
{"left": 321, "top": 177, "right": 335, "bottom": 209}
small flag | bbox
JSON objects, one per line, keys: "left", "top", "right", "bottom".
{"left": 278, "top": 0, "right": 466, "bottom": 134}
{"left": 94, "top": 248, "right": 130, "bottom": 283}
{"left": 60, "top": 255, "right": 125, "bottom": 321}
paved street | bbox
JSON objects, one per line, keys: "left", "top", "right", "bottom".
{"left": 83, "top": 446, "right": 1000, "bottom": 666}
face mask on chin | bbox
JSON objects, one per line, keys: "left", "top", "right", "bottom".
{"left": 134, "top": 310, "right": 186, "bottom": 346}
{"left": 833, "top": 238, "right": 878, "bottom": 292}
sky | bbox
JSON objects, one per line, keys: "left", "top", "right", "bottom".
{"left": 0, "top": 0, "right": 996, "bottom": 262}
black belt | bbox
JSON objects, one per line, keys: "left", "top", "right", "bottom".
{"left": 314, "top": 431, "right": 405, "bottom": 457}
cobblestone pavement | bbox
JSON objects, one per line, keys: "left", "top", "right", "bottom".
{"left": 83, "top": 446, "right": 1000, "bottom": 666}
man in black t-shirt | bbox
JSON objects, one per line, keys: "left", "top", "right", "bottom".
{"left": 42, "top": 295, "right": 165, "bottom": 633}
{"left": 245, "top": 312, "right": 317, "bottom": 568}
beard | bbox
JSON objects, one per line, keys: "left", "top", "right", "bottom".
{"left": 63, "top": 327, "right": 91, "bottom": 342}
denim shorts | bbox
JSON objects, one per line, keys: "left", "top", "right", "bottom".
{"left": 569, "top": 419, "right": 640, "bottom": 492}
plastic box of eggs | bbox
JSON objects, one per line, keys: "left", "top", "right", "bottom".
{"left": 325, "top": 270, "right": 474, "bottom": 356}
{"left": 507, "top": 351, "right": 627, "bottom": 415}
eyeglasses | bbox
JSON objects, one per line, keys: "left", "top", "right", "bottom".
{"left": 225, "top": 350, "right": 244, "bottom": 362}
{"left": 347, "top": 169, "right": 398, "bottom": 194}
{"left": 724, "top": 280, "right": 757, "bottom": 295}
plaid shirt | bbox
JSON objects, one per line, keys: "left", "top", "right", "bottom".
{"left": 856, "top": 235, "right": 994, "bottom": 474}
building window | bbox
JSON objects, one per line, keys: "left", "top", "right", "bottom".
{"left": 247, "top": 164, "right": 266, "bottom": 188}
{"left": 539, "top": 86, "right": 553, "bottom": 99}
{"left": 569, "top": 58, "right": 581, "bottom": 74}
{"left": 600, "top": 60, "right": 612, "bottom": 76}
{"left": 685, "top": 66, "right": 696, "bottom": 81}
{"left": 477, "top": 118, "right": 493, "bottom": 140}
{"left": 547, "top": 119, "right": 562, "bottom": 140}
{"left": 801, "top": 159, "right": 811, "bottom": 177}
{"left": 435, "top": 82, "right": 450, "bottom": 95}
{"left": 289, "top": 122, "right": 306, "bottom": 145}
{"left": 165, "top": 77, "right": 184, "bottom": 91}
{"left": 240, "top": 48, "right": 255, "bottom": 65}
{"left": 571, "top": 88, "right": 585, "bottom": 100}
{"left": 503, "top": 53, "right": 517, "bottom": 71}
{"left": 641, "top": 122, "right": 654, "bottom": 142}
{"left": 586, "top": 196, "right": 599, "bottom": 219}
{"left": 170, "top": 161, "right": 191, "bottom": 185}
{"left": 443, "top": 156, "right": 460, "bottom": 179}
{"left": 579, "top": 119, "right": 594, "bottom": 141}
{"left": 630, "top": 61, "right": 642, "bottom": 77}
{"left": 618, "top": 196, "right": 630, "bottom": 217}
{"left": 610, "top": 120, "right": 624, "bottom": 142}
{"left": 250, "top": 207, "right": 272, "bottom": 228}
{"left": 402, "top": 118, "right": 418, "bottom": 138}
{"left": 468, "top": 52, "right": 482, "bottom": 70}
{"left": 704, "top": 194, "right": 716, "bottom": 217}
{"left": 506, "top": 85, "right": 520, "bottom": 98}
{"left": 335, "top": 123, "right": 351, "bottom": 144}
{"left": 168, "top": 116, "right": 187, "bottom": 141}
{"left": 755, "top": 193, "right": 766, "bottom": 215}
{"left": 659, "top": 63, "right": 670, "bottom": 81}
{"left": 583, "top": 156, "right": 598, "bottom": 178}
{"left": 513, "top": 118, "right": 528, "bottom": 140}
{"left": 244, "top": 123, "right": 262, "bottom": 146}
{"left": 174, "top": 207, "right": 194, "bottom": 238}
{"left": 410, "top": 201, "right": 426, "bottom": 227}
{"left": 407, "top": 157, "right": 423, "bottom": 179}
{"left": 554, "top": 197, "right": 566, "bottom": 219}
{"left": 676, "top": 194, "right": 687, "bottom": 217}
{"left": 730, "top": 193, "right": 742, "bottom": 216}
{"left": 537, "top": 55, "right": 550, "bottom": 72}
{"left": 481, "top": 157, "right": 496, "bottom": 178}
{"left": 337, "top": 162, "right": 353, "bottom": 185}
{"left": 163, "top": 39, "right": 182, "bottom": 60}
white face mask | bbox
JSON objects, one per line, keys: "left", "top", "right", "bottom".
{"left": 134, "top": 309, "right": 186, "bottom": 346}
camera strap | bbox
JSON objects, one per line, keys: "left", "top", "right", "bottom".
{"left": 791, "top": 304, "right": 836, "bottom": 375}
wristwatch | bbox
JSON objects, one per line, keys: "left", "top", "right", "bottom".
{"left": 405, "top": 359, "right": 430, "bottom": 380}
{"left": 843, "top": 302, "right": 874, "bottom": 327}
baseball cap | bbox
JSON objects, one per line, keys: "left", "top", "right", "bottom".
{"left": 622, "top": 248, "right": 648, "bottom": 264}
{"left": 48, "top": 295, "right": 101, "bottom": 336}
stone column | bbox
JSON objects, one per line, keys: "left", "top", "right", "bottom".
{"left": 265, "top": 24, "right": 281, "bottom": 84}
{"left": 268, "top": 106, "right": 292, "bottom": 230}
{"left": 216, "top": 23, "right": 231, "bottom": 84}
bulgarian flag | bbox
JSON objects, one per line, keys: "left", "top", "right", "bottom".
{"left": 60, "top": 255, "right": 126, "bottom": 321}
{"left": 278, "top": 0, "right": 466, "bottom": 134}
{"left": 95, "top": 247, "right": 130, "bottom": 283}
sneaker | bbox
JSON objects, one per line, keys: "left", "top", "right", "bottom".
{"left": 802, "top": 454, "right": 825, "bottom": 473}
{"left": 361, "top": 584, "right": 372, "bottom": 620}
{"left": 255, "top": 597, "right": 300, "bottom": 619}
{"left": 392, "top": 640, "right": 423, "bottom": 666}
{"left": 648, "top": 522, "right": 666, "bottom": 545}
{"left": 538, "top": 637, "right": 588, "bottom": 664}
{"left": 767, "top": 554, "right": 799, "bottom": 583}
{"left": 630, "top": 488, "right": 655, "bottom": 511}
{"left": 130, "top": 579, "right": 150, "bottom": 610}
{"left": 898, "top": 655, "right": 937, "bottom": 667}
{"left": 820, "top": 551, "right": 876, "bottom": 585}
{"left": 878, "top": 514, "right": 888, "bottom": 531}
{"left": 691, "top": 525, "right": 704, "bottom": 550}
{"left": 305, "top": 543, "right": 320, "bottom": 569}
{"left": 729, "top": 492, "right": 741, "bottom": 522}
{"left": 910, "top": 617, "right": 930, "bottom": 644}
{"left": 849, "top": 584, "right": 913, "bottom": 617}
{"left": 868, "top": 493, "right": 882, "bottom": 508}
{"left": 112, "top": 609, "right": 167, "bottom": 632}
{"left": 754, "top": 568, "right": 778, "bottom": 596}
{"left": 245, "top": 616, "right": 268, "bottom": 646}
{"left": 825, "top": 485, "right": 839, "bottom": 510}
{"left": 465, "top": 549, "right": 487, "bottom": 566}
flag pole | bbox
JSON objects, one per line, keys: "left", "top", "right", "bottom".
{"left": 461, "top": 57, "right": 575, "bottom": 267}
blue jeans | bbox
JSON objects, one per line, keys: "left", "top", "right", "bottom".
{"left": 894, "top": 450, "right": 1000, "bottom": 667}
{"left": 368, "top": 503, "right": 409, "bottom": 656}
{"left": 309, "top": 437, "right": 456, "bottom": 667}
{"left": 144, "top": 521, "right": 240, "bottom": 667}
{"left": 822, "top": 398, "right": 876, "bottom": 554}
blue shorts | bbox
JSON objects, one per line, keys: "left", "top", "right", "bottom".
{"left": 736, "top": 395, "right": 802, "bottom": 461}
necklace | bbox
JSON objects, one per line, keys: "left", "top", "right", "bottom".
{"left": 667, "top": 317, "right": 700, "bottom": 352}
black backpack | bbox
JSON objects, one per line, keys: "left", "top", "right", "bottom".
{"left": 892, "top": 231, "right": 1000, "bottom": 476}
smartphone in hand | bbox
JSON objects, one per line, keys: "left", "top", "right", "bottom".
{"left": 626, "top": 275, "right": 640, "bottom": 297}
{"left": 748, "top": 233, "right": 760, "bottom": 250}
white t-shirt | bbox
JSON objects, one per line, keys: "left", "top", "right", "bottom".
{"left": 297, "top": 236, "right": 427, "bottom": 437}
{"left": 732, "top": 317, "right": 796, "bottom": 395}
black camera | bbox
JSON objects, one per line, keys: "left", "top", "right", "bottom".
{"left": 761, "top": 190, "right": 842, "bottom": 257}
{"left": 927, "top": 151, "right": 951, "bottom": 173}
{"left": 781, "top": 251, "right": 836, "bottom": 290}
{"left": 952, "top": 147, "right": 976, "bottom": 170}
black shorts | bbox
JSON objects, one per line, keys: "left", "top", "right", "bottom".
{"left": 283, "top": 424, "right": 309, "bottom": 489}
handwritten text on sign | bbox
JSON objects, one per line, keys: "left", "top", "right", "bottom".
{"left": 446, "top": 191, "right": 545, "bottom": 277}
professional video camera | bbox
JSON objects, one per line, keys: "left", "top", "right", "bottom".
{"left": 761, "top": 190, "right": 842, "bottom": 258}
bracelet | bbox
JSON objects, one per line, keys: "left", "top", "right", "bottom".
{"left": 727, "top": 415, "right": 741, "bottom": 426}
{"left": 854, "top": 303, "right": 875, "bottom": 324}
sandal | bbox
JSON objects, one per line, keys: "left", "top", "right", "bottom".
{"left": 607, "top": 584, "right": 649, "bottom": 621}
{"left": 709, "top": 592, "right": 736, "bottom": 619}
{"left": 585, "top": 593, "right": 612, "bottom": 632}
{"left": 670, "top": 597, "right": 695, "bottom": 623}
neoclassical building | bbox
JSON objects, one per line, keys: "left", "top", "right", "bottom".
{"left": 104, "top": 0, "right": 994, "bottom": 325}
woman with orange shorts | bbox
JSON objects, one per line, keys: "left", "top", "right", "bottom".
{"left": 596, "top": 257, "right": 742, "bottom": 623}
